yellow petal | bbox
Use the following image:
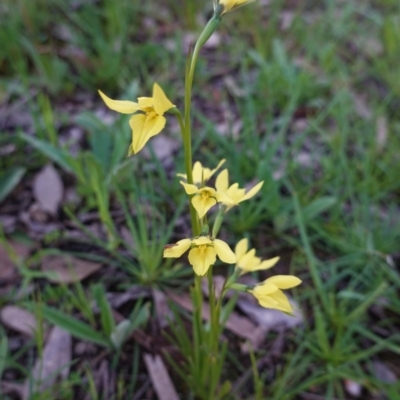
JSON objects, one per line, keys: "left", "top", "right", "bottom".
{"left": 192, "top": 161, "right": 203, "bottom": 185}
{"left": 163, "top": 239, "right": 192, "bottom": 258}
{"left": 237, "top": 249, "right": 257, "bottom": 270}
{"left": 210, "top": 159, "right": 226, "bottom": 178}
{"left": 130, "top": 112, "right": 166, "bottom": 154}
{"left": 98, "top": 90, "right": 140, "bottom": 114}
{"left": 180, "top": 182, "right": 198, "bottom": 195}
{"left": 153, "top": 83, "right": 175, "bottom": 116}
{"left": 192, "top": 236, "right": 212, "bottom": 246}
{"left": 250, "top": 282, "right": 279, "bottom": 296}
{"left": 268, "top": 289, "right": 293, "bottom": 313}
{"left": 254, "top": 257, "right": 280, "bottom": 271}
{"left": 219, "top": 0, "right": 255, "bottom": 15}
{"left": 258, "top": 292, "right": 293, "bottom": 313}
{"left": 241, "top": 181, "right": 264, "bottom": 202}
{"left": 138, "top": 97, "right": 154, "bottom": 110}
{"left": 216, "top": 169, "right": 229, "bottom": 192}
{"left": 216, "top": 191, "right": 235, "bottom": 205}
{"left": 235, "top": 238, "right": 248, "bottom": 260}
{"left": 264, "top": 275, "right": 302, "bottom": 289}
{"left": 188, "top": 246, "right": 216, "bottom": 276}
{"left": 213, "top": 239, "right": 236, "bottom": 264}
{"left": 192, "top": 195, "right": 216, "bottom": 219}
{"left": 176, "top": 173, "right": 187, "bottom": 180}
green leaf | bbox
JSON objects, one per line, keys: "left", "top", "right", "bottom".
{"left": 303, "top": 196, "right": 337, "bottom": 221}
{"left": 92, "top": 284, "right": 115, "bottom": 337}
{"left": 41, "top": 305, "right": 110, "bottom": 348}
{"left": 0, "top": 333, "right": 8, "bottom": 379}
{"left": 19, "top": 133, "right": 73, "bottom": 173}
{"left": 0, "top": 167, "right": 26, "bottom": 203}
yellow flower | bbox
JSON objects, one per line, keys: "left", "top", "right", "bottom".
{"left": 163, "top": 236, "right": 236, "bottom": 276}
{"left": 215, "top": 169, "right": 263, "bottom": 209}
{"left": 180, "top": 182, "right": 218, "bottom": 219}
{"left": 235, "top": 238, "right": 279, "bottom": 275}
{"left": 249, "top": 275, "right": 302, "bottom": 313}
{"left": 216, "top": 0, "right": 255, "bottom": 15}
{"left": 177, "top": 159, "right": 225, "bottom": 186}
{"left": 98, "top": 83, "right": 175, "bottom": 155}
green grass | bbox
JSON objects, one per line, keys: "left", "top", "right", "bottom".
{"left": 1, "top": 0, "right": 400, "bottom": 399}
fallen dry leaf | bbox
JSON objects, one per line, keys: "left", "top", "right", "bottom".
{"left": 0, "top": 306, "right": 38, "bottom": 337}
{"left": 376, "top": 116, "right": 388, "bottom": 151}
{"left": 41, "top": 254, "right": 101, "bottom": 283}
{"left": 0, "top": 241, "right": 31, "bottom": 281}
{"left": 143, "top": 353, "right": 179, "bottom": 400}
{"left": 33, "top": 164, "right": 63, "bottom": 215}
{"left": 152, "top": 289, "right": 171, "bottom": 328}
{"left": 22, "top": 326, "right": 71, "bottom": 399}
{"left": 351, "top": 91, "right": 372, "bottom": 120}
{"left": 373, "top": 361, "right": 397, "bottom": 384}
{"left": 144, "top": 134, "right": 179, "bottom": 161}
{"left": 344, "top": 379, "right": 362, "bottom": 398}
{"left": 0, "top": 381, "right": 24, "bottom": 398}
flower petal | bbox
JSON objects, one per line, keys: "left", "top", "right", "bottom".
{"left": 237, "top": 249, "right": 257, "bottom": 270}
{"left": 98, "top": 90, "right": 140, "bottom": 114}
{"left": 235, "top": 238, "right": 248, "bottom": 260}
{"left": 216, "top": 169, "right": 229, "bottom": 192}
{"left": 189, "top": 247, "right": 216, "bottom": 276}
{"left": 252, "top": 257, "right": 280, "bottom": 271}
{"left": 192, "top": 236, "right": 212, "bottom": 246}
{"left": 250, "top": 282, "right": 279, "bottom": 296}
{"left": 216, "top": 191, "right": 235, "bottom": 205}
{"left": 258, "top": 292, "right": 293, "bottom": 313}
{"left": 268, "top": 289, "right": 293, "bottom": 313}
{"left": 130, "top": 112, "right": 166, "bottom": 154}
{"left": 163, "top": 239, "right": 191, "bottom": 258}
{"left": 241, "top": 181, "right": 264, "bottom": 202}
{"left": 213, "top": 239, "right": 236, "bottom": 264}
{"left": 209, "top": 159, "right": 226, "bottom": 180}
{"left": 192, "top": 161, "right": 203, "bottom": 185}
{"left": 263, "top": 275, "right": 302, "bottom": 289}
{"left": 153, "top": 83, "right": 175, "bottom": 116}
{"left": 180, "top": 182, "right": 198, "bottom": 195}
{"left": 137, "top": 97, "right": 154, "bottom": 110}
{"left": 219, "top": 0, "right": 255, "bottom": 15}
{"left": 192, "top": 195, "right": 216, "bottom": 219}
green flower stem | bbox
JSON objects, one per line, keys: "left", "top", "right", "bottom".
{"left": 228, "top": 283, "right": 248, "bottom": 292}
{"left": 211, "top": 206, "right": 226, "bottom": 238}
{"left": 170, "top": 107, "right": 200, "bottom": 234}
{"left": 183, "top": 13, "right": 221, "bottom": 190}
{"left": 183, "top": 13, "right": 220, "bottom": 236}
{"left": 169, "top": 107, "right": 185, "bottom": 141}
{"left": 182, "top": 13, "right": 222, "bottom": 398}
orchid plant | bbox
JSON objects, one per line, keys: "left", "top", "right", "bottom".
{"left": 99, "top": 0, "right": 301, "bottom": 397}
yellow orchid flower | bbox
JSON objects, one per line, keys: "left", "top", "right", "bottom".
{"left": 98, "top": 83, "right": 175, "bottom": 155}
{"left": 215, "top": 0, "right": 255, "bottom": 15}
{"left": 235, "top": 238, "right": 279, "bottom": 275}
{"left": 177, "top": 159, "right": 226, "bottom": 186}
{"left": 215, "top": 169, "right": 263, "bottom": 210}
{"left": 249, "top": 275, "right": 302, "bottom": 314}
{"left": 180, "top": 182, "right": 218, "bottom": 219}
{"left": 163, "top": 236, "right": 236, "bottom": 276}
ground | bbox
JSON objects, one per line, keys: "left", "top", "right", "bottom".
{"left": 1, "top": 0, "right": 400, "bottom": 399}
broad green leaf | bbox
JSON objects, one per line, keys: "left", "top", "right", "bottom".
{"left": 41, "top": 305, "right": 110, "bottom": 348}
{"left": 0, "top": 167, "right": 25, "bottom": 203}
{"left": 92, "top": 284, "right": 115, "bottom": 337}
{"left": 303, "top": 196, "right": 337, "bottom": 221}
{"left": 0, "top": 333, "right": 8, "bottom": 379}
{"left": 19, "top": 133, "right": 73, "bottom": 173}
